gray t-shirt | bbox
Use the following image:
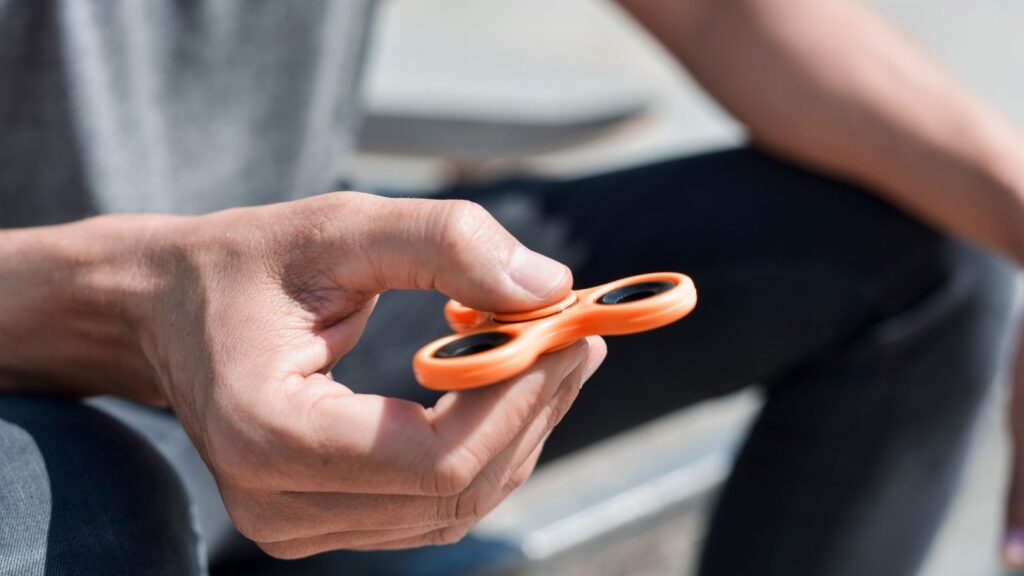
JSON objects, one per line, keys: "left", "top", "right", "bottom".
{"left": 0, "top": 0, "right": 373, "bottom": 227}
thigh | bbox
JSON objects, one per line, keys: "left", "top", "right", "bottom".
{"left": 0, "top": 395, "right": 202, "bottom": 576}
{"left": 460, "top": 148, "right": 962, "bottom": 458}
{"left": 344, "top": 147, "right": 1001, "bottom": 456}
{"left": 475, "top": 148, "right": 1015, "bottom": 575}
{"left": 339, "top": 148, "right": 1014, "bottom": 575}
{"left": 698, "top": 239, "right": 1014, "bottom": 576}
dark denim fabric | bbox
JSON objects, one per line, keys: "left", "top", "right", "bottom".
{"left": 0, "top": 396, "right": 201, "bottom": 576}
{"left": 341, "top": 148, "right": 1017, "bottom": 576}
{"left": 0, "top": 148, "right": 1015, "bottom": 575}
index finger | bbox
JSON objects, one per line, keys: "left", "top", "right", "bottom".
{"left": 245, "top": 340, "right": 590, "bottom": 495}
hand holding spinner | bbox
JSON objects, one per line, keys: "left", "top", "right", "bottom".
{"left": 413, "top": 272, "right": 697, "bottom": 391}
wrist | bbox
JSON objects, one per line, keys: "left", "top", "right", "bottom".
{"left": 0, "top": 214, "right": 184, "bottom": 402}
{"left": 980, "top": 140, "right": 1024, "bottom": 264}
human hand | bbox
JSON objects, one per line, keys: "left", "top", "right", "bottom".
{"left": 133, "top": 193, "right": 606, "bottom": 557}
{"left": 1005, "top": 321, "right": 1024, "bottom": 568}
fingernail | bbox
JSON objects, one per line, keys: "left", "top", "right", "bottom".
{"left": 509, "top": 246, "right": 569, "bottom": 300}
{"left": 1004, "top": 528, "right": 1024, "bottom": 567}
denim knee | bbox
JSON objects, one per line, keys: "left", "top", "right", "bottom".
{"left": 858, "top": 233, "right": 1016, "bottom": 410}
{"left": 0, "top": 395, "right": 202, "bottom": 576}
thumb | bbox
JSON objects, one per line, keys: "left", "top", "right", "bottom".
{"left": 332, "top": 192, "right": 572, "bottom": 312}
{"left": 1004, "top": 325, "right": 1024, "bottom": 569}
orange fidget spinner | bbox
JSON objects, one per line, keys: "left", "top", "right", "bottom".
{"left": 413, "top": 272, "right": 697, "bottom": 391}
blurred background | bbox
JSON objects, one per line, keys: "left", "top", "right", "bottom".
{"left": 319, "top": 1, "right": 1024, "bottom": 575}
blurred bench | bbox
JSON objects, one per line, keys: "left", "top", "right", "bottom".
{"left": 470, "top": 392, "right": 759, "bottom": 575}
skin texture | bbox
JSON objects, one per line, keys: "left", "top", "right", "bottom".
{"left": 0, "top": 193, "right": 606, "bottom": 557}
{"left": 616, "top": 0, "right": 1024, "bottom": 567}
{"left": 0, "top": 0, "right": 1022, "bottom": 562}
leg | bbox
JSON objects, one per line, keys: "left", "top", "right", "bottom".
{"left": 334, "top": 147, "right": 1012, "bottom": 573}
{"left": 455, "top": 148, "right": 1015, "bottom": 574}
{"left": 699, "top": 238, "right": 1012, "bottom": 576}
{"left": 0, "top": 395, "right": 202, "bottom": 576}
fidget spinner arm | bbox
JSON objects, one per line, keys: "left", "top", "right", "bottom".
{"left": 413, "top": 272, "right": 697, "bottom": 391}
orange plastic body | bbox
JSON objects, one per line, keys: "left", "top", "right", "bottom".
{"left": 413, "top": 272, "right": 697, "bottom": 391}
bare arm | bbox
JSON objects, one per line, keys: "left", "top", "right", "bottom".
{"left": 0, "top": 197, "right": 603, "bottom": 557}
{"left": 617, "top": 0, "right": 1024, "bottom": 263}
{"left": 0, "top": 217, "right": 167, "bottom": 402}
{"left": 617, "top": 0, "right": 1024, "bottom": 566}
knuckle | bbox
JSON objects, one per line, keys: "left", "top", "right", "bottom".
{"left": 436, "top": 200, "right": 495, "bottom": 251}
{"left": 434, "top": 460, "right": 476, "bottom": 497}
{"left": 431, "top": 450, "right": 482, "bottom": 496}
{"left": 548, "top": 379, "right": 582, "bottom": 425}
{"left": 507, "top": 465, "right": 534, "bottom": 491}
{"left": 313, "top": 190, "right": 366, "bottom": 213}
{"left": 512, "top": 384, "right": 549, "bottom": 425}
{"left": 453, "top": 488, "right": 486, "bottom": 524}
{"left": 435, "top": 494, "right": 459, "bottom": 525}
{"left": 430, "top": 524, "right": 472, "bottom": 547}
{"left": 445, "top": 199, "right": 490, "bottom": 229}
{"left": 433, "top": 470, "right": 499, "bottom": 525}
{"left": 222, "top": 490, "right": 287, "bottom": 543}
{"left": 541, "top": 404, "right": 563, "bottom": 434}
{"left": 228, "top": 505, "right": 279, "bottom": 543}
{"left": 256, "top": 541, "right": 307, "bottom": 561}
{"left": 237, "top": 522, "right": 276, "bottom": 544}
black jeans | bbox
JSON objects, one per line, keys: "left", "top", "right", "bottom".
{"left": 0, "top": 148, "right": 1015, "bottom": 575}
{"left": 338, "top": 147, "right": 1017, "bottom": 575}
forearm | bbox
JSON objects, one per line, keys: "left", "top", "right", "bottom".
{"left": 620, "top": 0, "right": 1024, "bottom": 262}
{"left": 0, "top": 216, "right": 168, "bottom": 402}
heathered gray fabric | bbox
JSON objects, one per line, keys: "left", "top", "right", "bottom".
{"left": 0, "top": 420, "right": 49, "bottom": 576}
{"left": 0, "top": 0, "right": 373, "bottom": 227}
